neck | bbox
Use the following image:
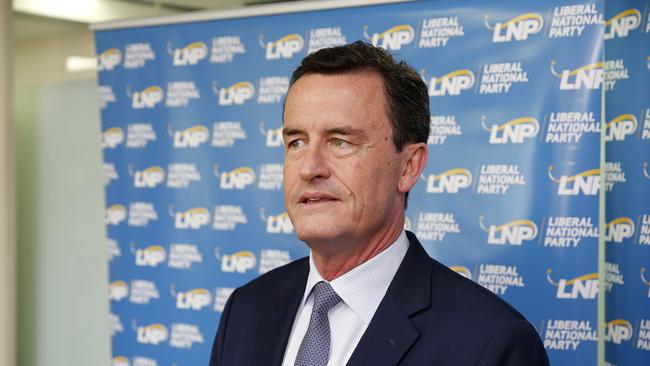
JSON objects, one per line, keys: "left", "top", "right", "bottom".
{"left": 310, "top": 212, "right": 404, "bottom": 281}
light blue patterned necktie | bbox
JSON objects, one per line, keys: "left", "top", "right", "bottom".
{"left": 294, "top": 281, "right": 342, "bottom": 366}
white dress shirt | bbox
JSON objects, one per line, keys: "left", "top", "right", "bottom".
{"left": 281, "top": 231, "right": 409, "bottom": 366}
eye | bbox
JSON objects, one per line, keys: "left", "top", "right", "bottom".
{"left": 331, "top": 138, "right": 348, "bottom": 147}
{"left": 286, "top": 139, "right": 305, "bottom": 149}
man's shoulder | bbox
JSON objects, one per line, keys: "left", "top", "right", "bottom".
{"left": 402, "top": 232, "right": 527, "bottom": 324}
{"left": 402, "top": 243, "right": 547, "bottom": 364}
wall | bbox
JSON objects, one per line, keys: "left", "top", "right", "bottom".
{"left": 1, "top": 1, "right": 16, "bottom": 365}
{"left": 14, "top": 21, "right": 94, "bottom": 88}
{"left": 14, "top": 24, "right": 110, "bottom": 366}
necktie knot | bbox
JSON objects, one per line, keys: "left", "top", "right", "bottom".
{"left": 312, "top": 281, "right": 341, "bottom": 314}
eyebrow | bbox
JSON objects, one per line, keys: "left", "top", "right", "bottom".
{"left": 282, "top": 128, "right": 302, "bottom": 137}
{"left": 327, "top": 127, "right": 366, "bottom": 137}
{"left": 282, "top": 127, "right": 367, "bottom": 137}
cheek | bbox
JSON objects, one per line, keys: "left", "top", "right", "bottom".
{"left": 335, "top": 160, "right": 365, "bottom": 188}
{"left": 283, "top": 158, "right": 298, "bottom": 177}
{"left": 283, "top": 166, "right": 295, "bottom": 195}
{"left": 351, "top": 165, "right": 384, "bottom": 199}
{"left": 366, "top": 159, "right": 401, "bottom": 196}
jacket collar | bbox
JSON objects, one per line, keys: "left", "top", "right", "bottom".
{"left": 264, "top": 231, "right": 432, "bottom": 366}
{"left": 346, "top": 231, "right": 432, "bottom": 366}
{"left": 257, "top": 258, "right": 309, "bottom": 366}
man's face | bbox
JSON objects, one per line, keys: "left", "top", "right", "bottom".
{"left": 282, "top": 71, "right": 408, "bottom": 248}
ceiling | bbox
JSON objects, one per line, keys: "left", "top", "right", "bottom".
{"left": 14, "top": 13, "right": 86, "bottom": 42}
{"left": 13, "top": 0, "right": 303, "bottom": 41}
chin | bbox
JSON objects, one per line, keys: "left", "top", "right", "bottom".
{"left": 294, "top": 224, "right": 341, "bottom": 244}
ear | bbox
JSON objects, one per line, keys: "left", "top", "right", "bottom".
{"left": 397, "top": 142, "right": 428, "bottom": 193}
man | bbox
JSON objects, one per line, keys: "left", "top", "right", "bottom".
{"left": 210, "top": 41, "right": 549, "bottom": 366}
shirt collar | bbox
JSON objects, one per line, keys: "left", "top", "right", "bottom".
{"left": 302, "top": 231, "right": 409, "bottom": 324}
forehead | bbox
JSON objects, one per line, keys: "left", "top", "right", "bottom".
{"left": 283, "top": 71, "right": 389, "bottom": 126}
{"left": 289, "top": 70, "right": 385, "bottom": 97}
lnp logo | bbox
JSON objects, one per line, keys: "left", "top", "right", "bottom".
{"left": 427, "top": 69, "right": 475, "bottom": 96}
{"left": 171, "top": 285, "right": 212, "bottom": 310}
{"left": 481, "top": 116, "right": 539, "bottom": 144}
{"left": 106, "top": 204, "right": 127, "bottom": 225}
{"left": 214, "top": 81, "right": 255, "bottom": 106}
{"left": 171, "top": 206, "right": 210, "bottom": 229}
{"left": 109, "top": 280, "right": 129, "bottom": 301}
{"left": 98, "top": 48, "right": 122, "bottom": 71}
{"left": 424, "top": 168, "right": 472, "bottom": 193}
{"left": 605, "top": 114, "right": 637, "bottom": 141}
{"left": 551, "top": 60, "right": 603, "bottom": 90}
{"left": 605, "top": 319, "right": 634, "bottom": 344}
{"left": 133, "top": 245, "right": 166, "bottom": 267}
{"left": 111, "top": 356, "right": 129, "bottom": 366}
{"left": 215, "top": 166, "right": 256, "bottom": 189}
{"left": 548, "top": 166, "right": 600, "bottom": 195}
{"left": 169, "top": 124, "right": 209, "bottom": 148}
{"left": 260, "top": 208, "right": 294, "bottom": 234}
{"left": 260, "top": 34, "right": 304, "bottom": 60}
{"left": 604, "top": 9, "right": 641, "bottom": 39}
{"left": 641, "top": 268, "right": 650, "bottom": 297}
{"left": 128, "top": 85, "right": 164, "bottom": 109}
{"left": 547, "top": 269, "right": 599, "bottom": 299}
{"left": 484, "top": 13, "right": 544, "bottom": 42}
{"left": 260, "top": 121, "right": 283, "bottom": 147}
{"left": 168, "top": 41, "right": 208, "bottom": 66}
{"left": 450, "top": 266, "right": 472, "bottom": 280}
{"left": 364, "top": 24, "right": 415, "bottom": 50}
{"left": 135, "top": 321, "right": 168, "bottom": 345}
{"left": 480, "top": 215, "right": 538, "bottom": 245}
{"left": 605, "top": 217, "right": 635, "bottom": 243}
{"left": 130, "top": 165, "right": 165, "bottom": 188}
{"left": 218, "top": 249, "right": 257, "bottom": 273}
{"left": 102, "top": 127, "right": 125, "bottom": 149}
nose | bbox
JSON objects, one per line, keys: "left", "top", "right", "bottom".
{"left": 299, "top": 143, "right": 330, "bottom": 181}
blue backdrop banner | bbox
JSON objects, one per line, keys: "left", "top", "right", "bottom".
{"left": 604, "top": 0, "right": 650, "bottom": 365}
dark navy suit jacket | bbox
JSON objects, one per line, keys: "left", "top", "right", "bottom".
{"left": 210, "top": 231, "right": 549, "bottom": 365}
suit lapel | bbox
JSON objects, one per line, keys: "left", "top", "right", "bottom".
{"left": 253, "top": 258, "right": 309, "bottom": 366}
{"left": 346, "top": 232, "right": 432, "bottom": 366}
{"left": 345, "top": 292, "right": 420, "bottom": 366}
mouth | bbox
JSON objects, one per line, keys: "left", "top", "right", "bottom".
{"left": 298, "top": 193, "right": 339, "bottom": 205}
